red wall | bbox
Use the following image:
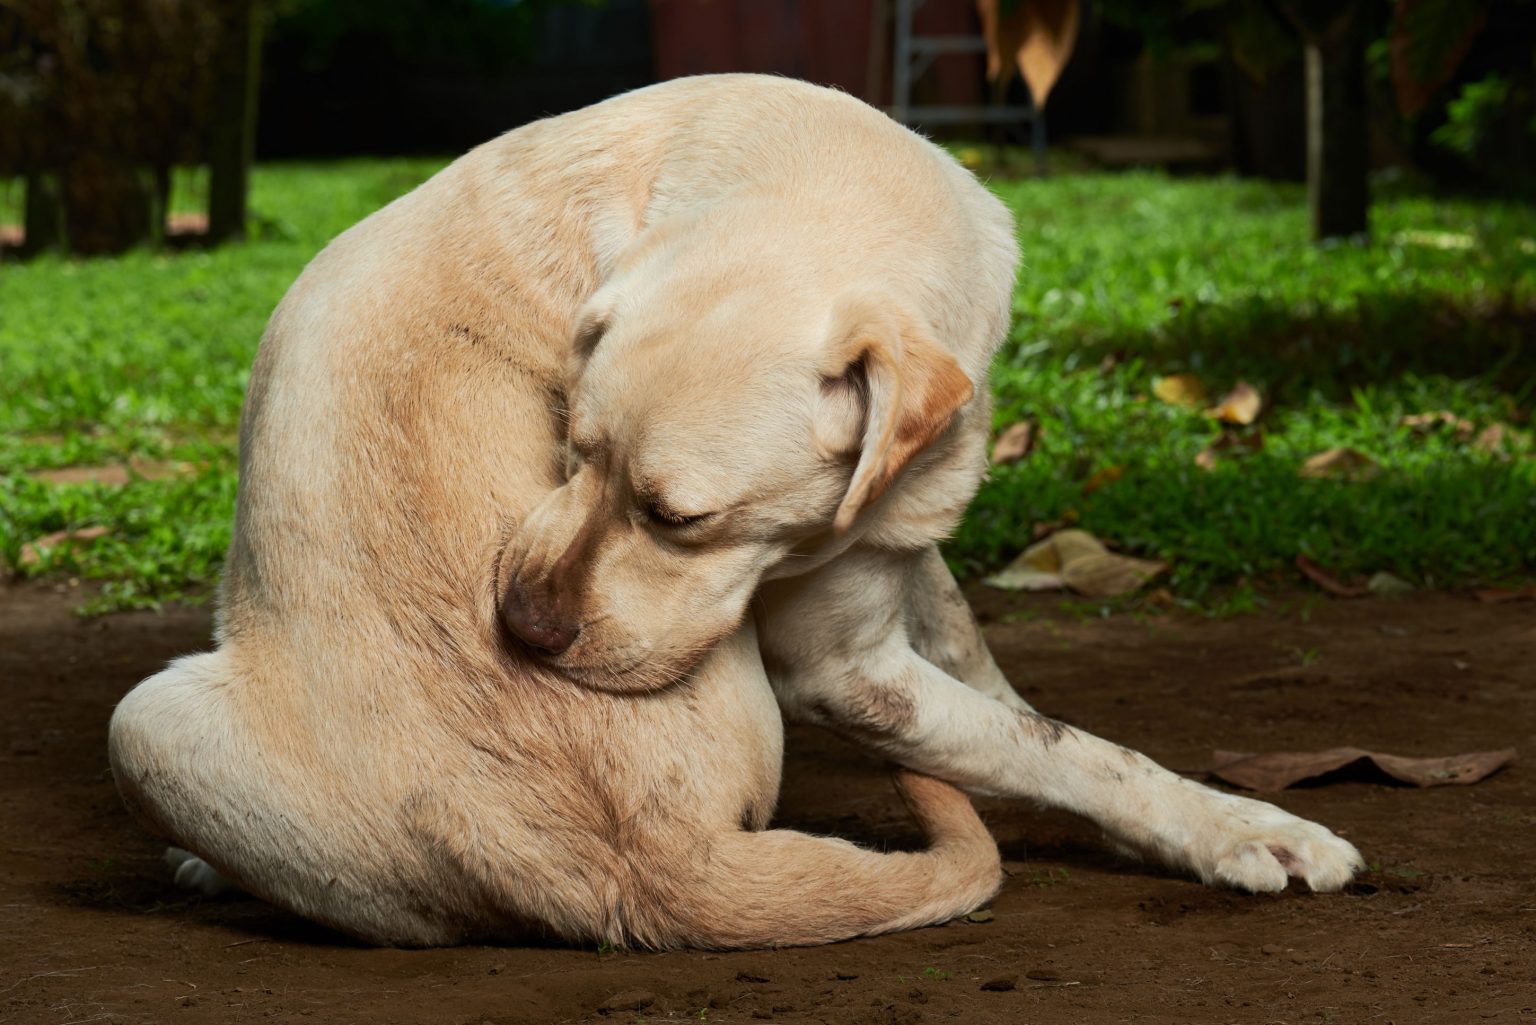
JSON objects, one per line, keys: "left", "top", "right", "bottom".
{"left": 648, "top": 0, "right": 984, "bottom": 109}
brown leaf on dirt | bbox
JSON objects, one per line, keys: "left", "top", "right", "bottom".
{"left": 1299, "top": 447, "right": 1380, "bottom": 480}
{"left": 1152, "top": 374, "right": 1206, "bottom": 408}
{"left": 1295, "top": 554, "right": 1369, "bottom": 598}
{"left": 1063, "top": 552, "right": 1167, "bottom": 598}
{"left": 18, "top": 526, "right": 112, "bottom": 568}
{"left": 1399, "top": 411, "right": 1475, "bottom": 440}
{"left": 1195, "top": 429, "right": 1265, "bottom": 471}
{"left": 1210, "top": 747, "right": 1516, "bottom": 791}
{"left": 985, "top": 528, "right": 1165, "bottom": 598}
{"left": 1082, "top": 465, "right": 1122, "bottom": 495}
{"left": 1474, "top": 586, "right": 1536, "bottom": 604}
{"left": 991, "top": 421, "right": 1038, "bottom": 465}
{"left": 1205, "top": 382, "right": 1263, "bottom": 425}
{"left": 28, "top": 459, "right": 193, "bottom": 486}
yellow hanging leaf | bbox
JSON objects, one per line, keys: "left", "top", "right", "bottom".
{"left": 976, "top": 0, "right": 1081, "bottom": 107}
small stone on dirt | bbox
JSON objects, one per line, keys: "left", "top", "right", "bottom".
{"left": 963, "top": 909, "right": 995, "bottom": 923}
{"left": 598, "top": 990, "right": 656, "bottom": 1013}
{"left": 979, "top": 975, "right": 1018, "bottom": 992}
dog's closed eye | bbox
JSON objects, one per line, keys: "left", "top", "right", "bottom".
{"left": 640, "top": 497, "right": 714, "bottom": 529}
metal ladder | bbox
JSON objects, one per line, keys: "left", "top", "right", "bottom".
{"left": 889, "top": 0, "right": 1046, "bottom": 165}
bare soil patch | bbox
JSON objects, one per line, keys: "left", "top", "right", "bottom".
{"left": 2, "top": 581, "right": 1532, "bottom": 1024}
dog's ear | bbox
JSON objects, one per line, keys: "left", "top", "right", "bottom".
{"left": 822, "top": 299, "right": 974, "bottom": 535}
{"left": 569, "top": 305, "right": 608, "bottom": 370}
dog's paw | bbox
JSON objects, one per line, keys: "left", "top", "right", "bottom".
{"left": 164, "top": 846, "right": 234, "bottom": 897}
{"left": 1189, "top": 794, "right": 1364, "bottom": 893}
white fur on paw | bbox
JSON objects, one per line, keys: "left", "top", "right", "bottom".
{"left": 1194, "top": 795, "right": 1364, "bottom": 893}
{"left": 164, "top": 846, "right": 233, "bottom": 897}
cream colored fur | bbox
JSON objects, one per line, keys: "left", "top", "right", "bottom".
{"left": 108, "top": 75, "right": 1006, "bottom": 949}
{"left": 110, "top": 74, "right": 1361, "bottom": 949}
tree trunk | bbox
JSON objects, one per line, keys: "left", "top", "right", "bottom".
{"left": 21, "top": 173, "right": 65, "bottom": 257}
{"left": 1304, "top": 18, "right": 1369, "bottom": 241}
{"left": 61, "top": 157, "right": 156, "bottom": 256}
{"left": 208, "top": 1, "right": 263, "bottom": 245}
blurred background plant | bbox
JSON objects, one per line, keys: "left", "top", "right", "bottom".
{"left": 1, "top": 0, "right": 1532, "bottom": 611}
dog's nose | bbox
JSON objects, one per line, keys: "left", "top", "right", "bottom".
{"left": 501, "top": 583, "right": 580, "bottom": 656}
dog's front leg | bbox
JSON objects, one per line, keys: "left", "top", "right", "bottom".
{"left": 903, "top": 545, "right": 1034, "bottom": 712}
{"left": 757, "top": 548, "right": 1363, "bottom": 893}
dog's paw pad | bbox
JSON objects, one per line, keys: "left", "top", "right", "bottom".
{"left": 164, "top": 846, "right": 233, "bottom": 896}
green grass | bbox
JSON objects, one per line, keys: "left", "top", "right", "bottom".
{"left": 1, "top": 161, "right": 1533, "bottom": 612}
{"left": 957, "top": 172, "right": 1536, "bottom": 600}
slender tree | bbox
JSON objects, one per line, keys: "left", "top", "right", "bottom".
{"left": 208, "top": 0, "right": 264, "bottom": 244}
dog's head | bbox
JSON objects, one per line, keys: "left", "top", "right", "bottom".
{"left": 497, "top": 230, "right": 978, "bottom": 690}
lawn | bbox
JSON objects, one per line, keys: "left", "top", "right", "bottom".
{"left": 2, "top": 159, "right": 1533, "bottom": 612}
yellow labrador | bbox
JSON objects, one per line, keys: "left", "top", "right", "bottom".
{"left": 110, "top": 74, "right": 1360, "bottom": 950}
{"left": 108, "top": 75, "right": 1003, "bottom": 949}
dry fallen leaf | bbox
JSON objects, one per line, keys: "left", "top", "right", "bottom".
{"left": 28, "top": 458, "right": 193, "bottom": 486}
{"left": 1399, "top": 411, "right": 1475, "bottom": 440}
{"left": 18, "top": 525, "right": 112, "bottom": 567}
{"left": 1296, "top": 554, "right": 1369, "bottom": 598}
{"left": 1152, "top": 374, "right": 1207, "bottom": 408}
{"left": 985, "top": 528, "right": 1165, "bottom": 598}
{"left": 1030, "top": 510, "right": 1079, "bottom": 541}
{"left": 1299, "top": 447, "right": 1380, "bottom": 480}
{"left": 1473, "top": 423, "right": 1510, "bottom": 455}
{"left": 1210, "top": 747, "right": 1516, "bottom": 791}
{"left": 991, "top": 421, "right": 1038, "bottom": 465}
{"left": 1195, "top": 429, "right": 1265, "bottom": 471}
{"left": 1205, "top": 382, "right": 1263, "bottom": 425}
{"left": 1082, "top": 465, "right": 1122, "bottom": 495}
{"left": 1062, "top": 551, "right": 1167, "bottom": 598}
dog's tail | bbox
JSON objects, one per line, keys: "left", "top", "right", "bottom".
{"left": 631, "top": 769, "right": 1001, "bottom": 950}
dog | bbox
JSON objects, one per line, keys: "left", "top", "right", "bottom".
{"left": 109, "top": 74, "right": 1361, "bottom": 950}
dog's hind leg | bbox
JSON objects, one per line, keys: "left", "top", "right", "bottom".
{"left": 110, "top": 651, "right": 457, "bottom": 945}
{"left": 903, "top": 546, "right": 1033, "bottom": 712}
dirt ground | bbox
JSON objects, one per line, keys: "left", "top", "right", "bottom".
{"left": 2, "top": 581, "right": 1532, "bottom": 1025}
